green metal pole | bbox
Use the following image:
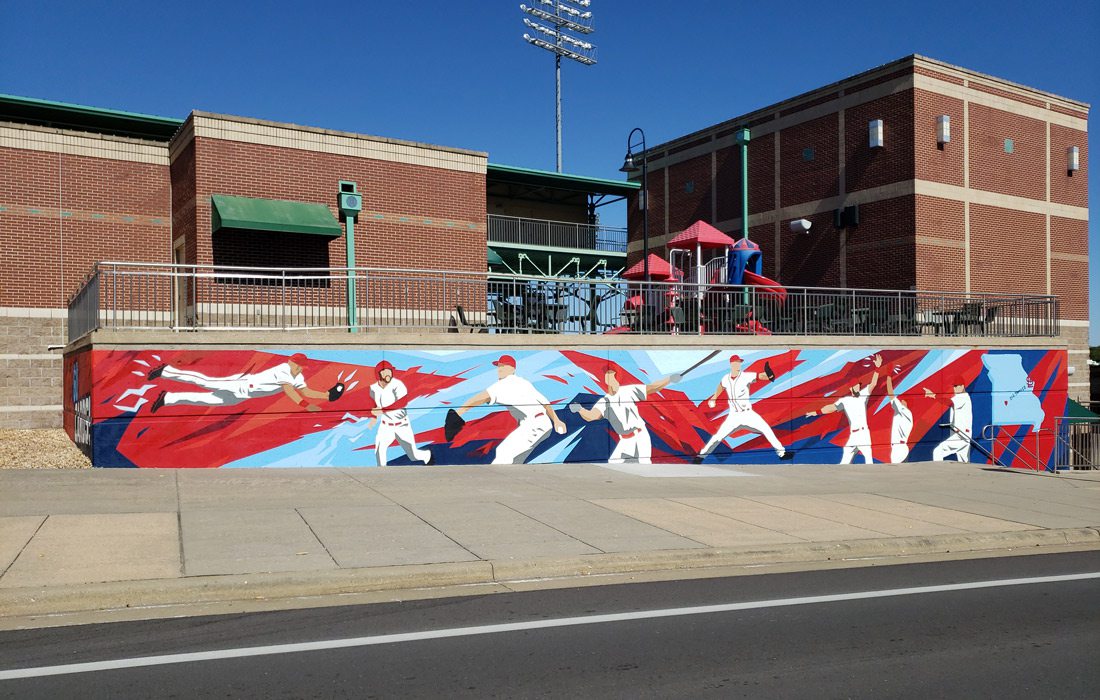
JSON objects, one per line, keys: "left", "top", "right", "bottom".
{"left": 736, "top": 128, "right": 751, "bottom": 307}
{"left": 346, "top": 216, "right": 357, "bottom": 332}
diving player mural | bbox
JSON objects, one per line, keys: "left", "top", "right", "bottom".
{"left": 65, "top": 346, "right": 1068, "bottom": 470}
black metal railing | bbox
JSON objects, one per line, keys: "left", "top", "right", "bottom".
{"left": 66, "top": 262, "right": 1060, "bottom": 341}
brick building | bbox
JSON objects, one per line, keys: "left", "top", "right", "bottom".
{"left": 1, "top": 97, "right": 634, "bottom": 429}
{"left": 626, "top": 55, "right": 1090, "bottom": 400}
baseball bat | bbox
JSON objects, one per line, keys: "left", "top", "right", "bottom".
{"left": 677, "top": 349, "right": 722, "bottom": 378}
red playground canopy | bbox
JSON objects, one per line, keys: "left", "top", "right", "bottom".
{"left": 666, "top": 220, "right": 736, "bottom": 249}
{"left": 623, "top": 253, "right": 682, "bottom": 280}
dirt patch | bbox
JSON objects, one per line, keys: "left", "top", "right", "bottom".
{"left": 0, "top": 429, "right": 91, "bottom": 469}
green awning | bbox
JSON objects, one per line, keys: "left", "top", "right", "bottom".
{"left": 1065, "top": 398, "right": 1100, "bottom": 424}
{"left": 211, "top": 195, "right": 342, "bottom": 237}
{"left": 487, "top": 247, "right": 504, "bottom": 266}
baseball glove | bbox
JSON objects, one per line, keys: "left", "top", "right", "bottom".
{"left": 327, "top": 382, "right": 345, "bottom": 402}
{"left": 444, "top": 408, "right": 466, "bottom": 441}
{"left": 763, "top": 361, "right": 776, "bottom": 382}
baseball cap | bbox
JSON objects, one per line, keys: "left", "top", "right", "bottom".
{"left": 492, "top": 354, "right": 516, "bottom": 368}
{"left": 729, "top": 355, "right": 744, "bottom": 363}
{"left": 603, "top": 365, "right": 618, "bottom": 376}
{"left": 953, "top": 376, "right": 966, "bottom": 387}
{"left": 289, "top": 353, "right": 310, "bottom": 366}
{"left": 376, "top": 360, "right": 394, "bottom": 376}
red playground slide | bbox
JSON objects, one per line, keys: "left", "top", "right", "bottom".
{"left": 741, "top": 270, "right": 788, "bottom": 303}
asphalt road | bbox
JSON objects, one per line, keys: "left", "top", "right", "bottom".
{"left": 1, "top": 551, "right": 1098, "bottom": 698}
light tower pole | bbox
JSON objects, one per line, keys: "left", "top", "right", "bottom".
{"left": 521, "top": 1, "right": 597, "bottom": 172}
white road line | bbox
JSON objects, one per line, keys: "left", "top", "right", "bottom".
{"left": 2, "top": 571, "right": 1098, "bottom": 681}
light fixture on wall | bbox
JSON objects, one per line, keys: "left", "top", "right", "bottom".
{"left": 937, "top": 115, "right": 950, "bottom": 147}
{"left": 1068, "top": 146, "right": 1080, "bottom": 175}
{"left": 869, "top": 119, "right": 883, "bottom": 148}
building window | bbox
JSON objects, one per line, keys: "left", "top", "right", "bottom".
{"left": 802, "top": 148, "right": 815, "bottom": 162}
{"left": 213, "top": 230, "right": 332, "bottom": 287}
{"left": 1004, "top": 138, "right": 1014, "bottom": 154}
{"left": 684, "top": 181, "right": 695, "bottom": 194}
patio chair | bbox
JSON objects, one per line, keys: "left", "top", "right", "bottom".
{"left": 454, "top": 305, "right": 489, "bottom": 333}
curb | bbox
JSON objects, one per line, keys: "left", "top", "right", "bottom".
{"left": 1, "top": 528, "right": 1097, "bottom": 620}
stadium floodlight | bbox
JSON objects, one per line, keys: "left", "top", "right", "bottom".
{"left": 520, "top": 1, "right": 598, "bottom": 172}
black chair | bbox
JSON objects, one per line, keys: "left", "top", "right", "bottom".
{"left": 493, "top": 300, "right": 526, "bottom": 333}
{"left": 455, "top": 305, "right": 489, "bottom": 333}
{"left": 955, "top": 302, "right": 984, "bottom": 335}
{"left": 669, "top": 306, "right": 686, "bottom": 333}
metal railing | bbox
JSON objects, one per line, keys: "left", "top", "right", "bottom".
{"left": 1053, "top": 417, "right": 1100, "bottom": 470}
{"left": 488, "top": 214, "right": 627, "bottom": 252}
{"left": 66, "top": 262, "right": 1061, "bottom": 341}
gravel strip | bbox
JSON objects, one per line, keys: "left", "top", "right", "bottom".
{"left": 0, "top": 429, "right": 91, "bottom": 469}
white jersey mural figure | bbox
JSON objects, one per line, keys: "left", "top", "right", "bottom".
{"left": 806, "top": 354, "right": 882, "bottom": 464}
{"left": 569, "top": 366, "right": 679, "bottom": 464}
{"left": 148, "top": 353, "right": 327, "bottom": 413}
{"left": 885, "top": 373, "right": 914, "bottom": 463}
{"left": 457, "top": 354, "right": 567, "bottom": 464}
{"left": 926, "top": 378, "right": 973, "bottom": 462}
{"left": 696, "top": 355, "right": 792, "bottom": 464}
{"left": 367, "top": 360, "right": 433, "bottom": 466}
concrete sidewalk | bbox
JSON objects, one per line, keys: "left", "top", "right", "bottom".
{"left": 1, "top": 462, "right": 1098, "bottom": 625}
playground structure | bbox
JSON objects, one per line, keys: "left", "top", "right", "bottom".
{"left": 616, "top": 221, "right": 788, "bottom": 335}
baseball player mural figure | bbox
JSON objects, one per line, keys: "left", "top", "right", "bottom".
{"left": 696, "top": 354, "right": 793, "bottom": 464}
{"left": 569, "top": 366, "right": 679, "bottom": 464}
{"left": 805, "top": 354, "right": 882, "bottom": 464}
{"left": 147, "top": 353, "right": 342, "bottom": 413}
{"left": 367, "top": 360, "right": 433, "bottom": 466}
{"left": 926, "top": 378, "right": 973, "bottom": 462}
{"left": 454, "top": 354, "right": 567, "bottom": 464}
{"left": 885, "top": 372, "right": 914, "bottom": 463}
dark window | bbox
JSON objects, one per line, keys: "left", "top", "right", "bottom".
{"left": 212, "top": 229, "right": 332, "bottom": 287}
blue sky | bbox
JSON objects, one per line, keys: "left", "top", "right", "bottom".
{"left": 2, "top": 1, "right": 1096, "bottom": 342}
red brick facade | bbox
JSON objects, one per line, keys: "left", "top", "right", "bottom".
{"left": 0, "top": 146, "right": 170, "bottom": 308}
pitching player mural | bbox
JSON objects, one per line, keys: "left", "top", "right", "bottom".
{"left": 926, "top": 378, "right": 974, "bottom": 462}
{"left": 805, "top": 354, "right": 882, "bottom": 464}
{"left": 696, "top": 354, "right": 792, "bottom": 464}
{"left": 147, "top": 352, "right": 344, "bottom": 413}
{"left": 452, "top": 354, "right": 567, "bottom": 464}
{"left": 368, "top": 360, "right": 433, "bottom": 466}
{"left": 569, "top": 366, "right": 679, "bottom": 464}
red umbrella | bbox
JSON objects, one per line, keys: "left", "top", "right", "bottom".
{"left": 666, "top": 220, "right": 736, "bottom": 249}
{"left": 623, "top": 253, "right": 682, "bottom": 280}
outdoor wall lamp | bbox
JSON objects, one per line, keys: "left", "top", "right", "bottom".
{"left": 869, "top": 119, "right": 884, "bottom": 148}
{"left": 1068, "top": 146, "right": 1080, "bottom": 175}
{"left": 937, "top": 115, "right": 950, "bottom": 146}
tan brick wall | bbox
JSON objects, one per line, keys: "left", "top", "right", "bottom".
{"left": 0, "top": 313, "right": 65, "bottom": 428}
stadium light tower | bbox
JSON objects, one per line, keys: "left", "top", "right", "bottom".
{"left": 520, "top": 0, "right": 597, "bottom": 172}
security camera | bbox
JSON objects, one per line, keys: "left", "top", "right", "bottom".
{"left": 789, "top": 218, "right": 812, "bottom": 234}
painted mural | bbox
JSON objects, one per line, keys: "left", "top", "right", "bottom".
{"left": 63, "top": 346, "right": 1068, "bottom": 469}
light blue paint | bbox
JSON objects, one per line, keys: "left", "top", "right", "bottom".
{"left": 983, "top": 354, "right": 1044, "bottom": 430}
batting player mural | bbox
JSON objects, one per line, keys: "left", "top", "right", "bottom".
{"left": 70, "top": 346, "right": 1068, "bottom": 469}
